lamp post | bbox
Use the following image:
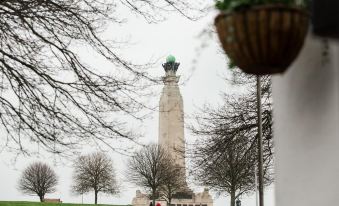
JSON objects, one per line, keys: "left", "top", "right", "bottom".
{"left": 254, "top": 165, "right": 259, "bottom": 206}
{"left": 256, "top": 76, "right": 264, "bottom": 206}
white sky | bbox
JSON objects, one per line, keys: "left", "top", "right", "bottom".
{"left": 0, "top": 4, "right": 275, "bottom": 206}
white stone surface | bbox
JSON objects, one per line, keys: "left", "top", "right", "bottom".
{"left": 132, "top": 190, "right": 151, "bottom": 206}
{"left": 159, "top": 73, "right": 185, "bottom": 170}
{"left": 272, "top": 34, "right": 339, "bottom": 206}
{"left": 194, "top": 188, "right": 214, "bottom": 206}
{"left": 132, "top": 189, "right": 213, "bottom": 206}
{"left": 158, "top": 66, "right": 187, "bottom": 188}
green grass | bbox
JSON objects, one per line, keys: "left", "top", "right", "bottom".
{"left": 0, "top": 201, "right": 128, "bottom": 206}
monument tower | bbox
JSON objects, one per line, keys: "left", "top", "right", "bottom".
{"left": 158, "top": 55, "right": 189, "bottom": 192}
{"left": 132, "top": 56, "right": 213, "bottom": 206}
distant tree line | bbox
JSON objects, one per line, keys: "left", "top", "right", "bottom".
{"left": 18, "top": 152, "right": 119, "bottom": 204}
{"left": 18, "top": 145, "right": 185, "bottom": 206}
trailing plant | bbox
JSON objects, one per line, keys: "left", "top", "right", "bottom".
{"left": 215, "top": 0, "right": 308, "bottom": 12}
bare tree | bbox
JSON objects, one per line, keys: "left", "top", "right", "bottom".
{"left": 72, "top": 152, "right": 119, "bottom": 204}
{"left": 160, "top": 165, "right": 185, "bottom": 206}
{"left": 189, "top": 75, "right": 273, "bottom": 206}
{"left": 0, "top": 0, "right": 207, "bottom": 156}
{"left": 127, "top": 144, "right": 177, "bottom": 206}
{"left": 18, "top": 162, "right": 58, "bottom": 202}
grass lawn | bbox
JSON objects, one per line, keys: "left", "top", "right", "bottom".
{"left": 0, "top": 201, "right": 127, "bottom": 206}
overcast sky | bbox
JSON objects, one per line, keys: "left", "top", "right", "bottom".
{"left": 0, "top": 4, "right": 274, "bottom": 206}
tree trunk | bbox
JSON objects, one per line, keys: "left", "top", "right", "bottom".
{"left": 39, "top": 195, "right": 44, "bottom": 202}
{"left": 152, "top": 192, "right": 156, "bottom": 206}
{"left": 95, "top": 190, "right": 98, "bottom": 204}
{"left": 230, "top": 190, "right": 236, "bottom": 206}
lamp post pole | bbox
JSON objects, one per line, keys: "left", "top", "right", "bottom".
{"left": 256, "top": 75, "right": 264, "bottom": 206}
{"left": 255, "top": 166, "right": 259, "bottom": 206}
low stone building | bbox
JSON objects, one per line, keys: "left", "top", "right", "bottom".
{"left": 132, "top": 188, "right": 213, "bottom": 206}
{"left": 43, "top": 198, "right": 62, "bottom": 203}
{"left": 132, "top": 190, "right": 150, "bottom": 206}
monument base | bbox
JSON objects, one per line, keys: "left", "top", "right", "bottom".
{"left": 132, "top": 189, "right": 213, "bottom": 206}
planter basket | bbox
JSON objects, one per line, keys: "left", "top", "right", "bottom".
{"left": 215, "top": 5, "right": 309, "bottom": 75}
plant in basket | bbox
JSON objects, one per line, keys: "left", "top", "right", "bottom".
{"left": 215, "top": 0, "right": 309, "bottom": 75}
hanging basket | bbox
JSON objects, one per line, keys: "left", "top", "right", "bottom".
{"left": 215, "top": 5, "right": 309, "bottom": 75}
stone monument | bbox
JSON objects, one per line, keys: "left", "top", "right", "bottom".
{"left": 159, "top": 55, "right": 190, "bottom": 194}
{"left": 132, "top": 56, "right": 213, "bottom": 206}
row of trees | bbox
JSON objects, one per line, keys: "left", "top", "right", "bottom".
{"left": 19, "top": 146, "right": 184, "bottom": 206}
{"left": 19, "top": 82, "right": 273, "bottom": 205}
{"left": 18, "top": 152, "right": 119, "bottom": 204}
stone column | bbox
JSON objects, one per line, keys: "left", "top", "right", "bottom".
{"left": 158, "top": 55, "right": 189, "bottom": 191}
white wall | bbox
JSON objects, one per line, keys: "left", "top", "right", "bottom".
{"left": 272, "top": 34, "right": 339, "bottom": 206}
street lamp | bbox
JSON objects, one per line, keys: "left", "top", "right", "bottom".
{"left": 256, "top": 76, "right": 264, "bottom": 206}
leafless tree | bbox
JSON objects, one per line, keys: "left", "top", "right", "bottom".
{"left": 18, "top": 162, "right": 58, "bottom": 202}
{"left": 0, "top": 0, "right": 207, "bottom": 156}
{"left": 160, "top": 165, "right": 186, "bottom": 206}
{"left": 189, "top": 74, "right": 273, "bottom": 206}
{"left": 72, "top": 152, "right": 119, "bottom": 204}
{"left": 127, "top": 144, "right": 180, "bottom": 206}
